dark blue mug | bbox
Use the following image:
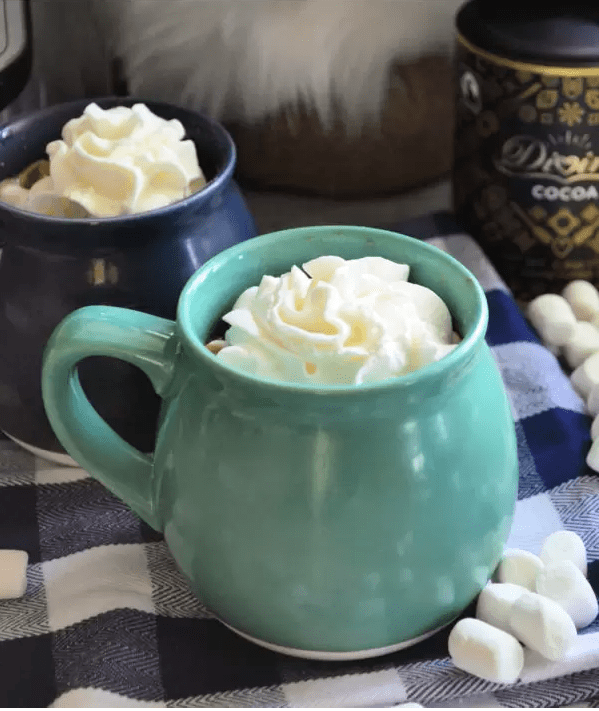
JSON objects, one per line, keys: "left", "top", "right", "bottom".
{"left": 0, "top": 97, "right": 257, "bottom": 462}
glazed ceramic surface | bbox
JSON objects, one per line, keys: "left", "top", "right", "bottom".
{"left": 42, "top": 226, "right": 518, "bottom": 656}
{"left": 0, "top": 97, "right": 256, "bottom": 455}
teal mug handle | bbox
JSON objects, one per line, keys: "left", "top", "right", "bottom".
{"left": 41, "top": 305, "right": 179, "bottom": 530}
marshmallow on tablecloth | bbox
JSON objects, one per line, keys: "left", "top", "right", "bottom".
{"left": 570, "top": 352, "right": 599, "bottom": 399}
{"left": 476, "top": 583, "right": 527, "bottom": 634}
{"left": 587, "top": 438, "right": 599, "bottom": 474}
{"left": 496, "top": 549, "right": 544, "bottom": 590}
{"left": 449, "top": 530, "right": 593, "bottom": 683}
{"left": 509, "top": 591, "right": 577, "bottom": 661}
{"left": 536, "top": 560, "right": 598, "bottom": 630}
{"left": 448, "top": 618, "right": 524, "bottom": 684}
{"left": 564, "top": 322, "right": 599, "bottom": 369}
{"left": 588, "top": 384, "right": 599, "bottom": 417}
{"left": 562, "top": 280, "right": 599, "bottom": 322}
{"left": 539, "top": 530, "right": 587, "bottom": 577}
{"left": 526, "top": 294, "right": 576, "bottom": 347}
{"left": 0, "top": 550, "right": 28, "bottom": 598}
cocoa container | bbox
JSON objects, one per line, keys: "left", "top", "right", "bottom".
{"left": 454, "top": 2, "right": 599, "bottom": 300}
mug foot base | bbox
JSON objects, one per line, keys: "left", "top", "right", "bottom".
{"left": 221, "top": 620, "right": 448, "bottom": 660}
{"left": 2, "top": 431, "right": 79, "bottom": 467}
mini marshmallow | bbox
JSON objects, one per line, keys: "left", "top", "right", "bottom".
{"left": 509, "top": 591, "right": 577, "bottom": 661}
{"left": 206, "top": 339, "right": 227, "bottom": 355}
{"left": 536, "top": 560, "right": 598, "bottom": 630}
{"left": 448, "top": 618, "right": 524, "bottom": 684}
{"left": 563, "top": 321, "right": 599, "bottom": 370}
{"left": 540, "top": 530, "right": 587, "bottom": 576}
{"left": 0, "top": 549, "right": 28, "bottom": 598}
{"left": 476, "top": 583, "right": 527, "bottom": 633}
{"left": 496, "top": 549, "right": 544, "bottom": 590}
{"left": 592, "top": 414, "right": 599, "bottom": 440}
{"left": 562, "top": 280, "right": 599, "bottom": 322}
{"left": 588, "top": 383, "right": 599, "bottom": 417}
{"left": 570, "top": 352, "right": 599, "bottom": 399}
{"left": 587, "top": 438, "right": 599, "bottom": 474}
{"left": 527, "top": 294, "right": 576, "bottom": 347}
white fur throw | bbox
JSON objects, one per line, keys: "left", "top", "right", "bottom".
{"left": 31, "top": 0, "right": 463, "bottom": 129}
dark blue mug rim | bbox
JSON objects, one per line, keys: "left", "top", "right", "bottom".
{"left": 0, "top": 96, "right": 237, "bottom": 229}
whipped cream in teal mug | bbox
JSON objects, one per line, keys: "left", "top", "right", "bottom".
{"left": 41, "top": 226, "right": 518, "bottom": 660}
{"left": 211, "top": 253, "right": 461, "bottom": 385}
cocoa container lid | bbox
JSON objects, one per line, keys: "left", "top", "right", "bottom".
{"left": 456, "top": 0, "right": 599, "bottom": 67}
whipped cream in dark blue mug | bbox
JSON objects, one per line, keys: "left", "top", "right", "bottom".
{"left": 0, "top": 97, "right": 257, "bottom": 462}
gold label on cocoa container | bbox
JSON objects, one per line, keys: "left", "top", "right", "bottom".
{"left": 453, "top": 35, "right": 599, "bottom": 300}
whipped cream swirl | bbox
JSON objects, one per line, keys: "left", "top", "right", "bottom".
{"left": 214, "top": 255, "right": 459, "bottom": 385}
{"left": 0, "top": 102, "right": 206, "bottom": 217}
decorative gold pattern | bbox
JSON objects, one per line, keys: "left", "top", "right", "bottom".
{"left": 457, "top": 34, "right": 599, "bottom": 77}
{"left": 586, "top": 90, "right": 599, "bottom": 110}
{"left": 588, "top": 233, "right": 599, "bottom": 254}
{"left": 558, "top": 102, "right": 585, "bottom": 127}
{"left": 87, "top": 259, "right": 119, "bottom": 286}
{"left": 516, "top": 70, "right": 534, "bottom": 84}
{"left": 536, "top": 89, "right": 559, "bottom": 109}
{"left": 510, "top": 203, "right": 599, "bottom": 258}
{"left": 542, "top": 75, "right": 561, "bottom": 87}
{"left": 582, "top": 204, "right": 599, "bottom": 222}
{"left": 454, "top": 39, "right": 599, "bottom": 298}
{"left": 509, "top": 80, "right": 599, "bottom": 127}
{"left": 518, "top": 82, "right": 543, "bottom": 101}
{"left": 547, "top": 207, "right": 580, "bottom": 236}
{"left": 563, "top": 77, "right": 584, "bottom": 99}
{"left": 530, "top": 206, "right": 547, "bottom": 221}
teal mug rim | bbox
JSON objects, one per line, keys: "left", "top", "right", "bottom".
{"left": 177, "top": 225, "right": 489, "bottom": 394}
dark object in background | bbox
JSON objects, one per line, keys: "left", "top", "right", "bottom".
{"left": 0, "top": 97, "right": 257, "bottom": 462}
{"left": 227, "top": 56, "right": 455, "bottom": 198}
{"left": 0, "top": 0, "right": 32, "bottom": 111}
{"left": 453, "top": 0, "right": 599, "bottom": 301}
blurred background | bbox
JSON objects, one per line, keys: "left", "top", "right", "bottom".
{"left": 1, "top": 0, "right": 457, "bottom": 232}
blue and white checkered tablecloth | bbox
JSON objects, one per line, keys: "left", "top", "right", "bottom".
{"left": 0, "top": 213, "right": 598, "bottom": 708}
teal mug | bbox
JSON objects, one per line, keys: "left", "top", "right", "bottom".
{"left": 41, "top": 226, "right": 518, "bottom": 660}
